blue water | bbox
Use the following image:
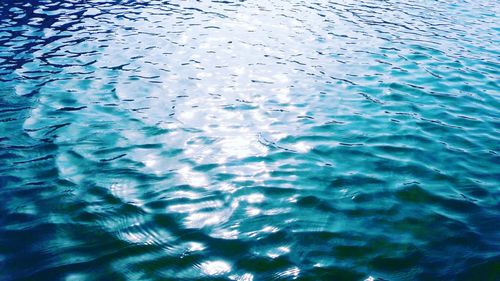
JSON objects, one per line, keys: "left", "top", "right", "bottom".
{"left": 1, "top": 0, "right": 499, "bottom": 280}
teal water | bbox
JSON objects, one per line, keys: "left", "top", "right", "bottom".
{"left": 1, "top": 0, "right": 499, "bottom": 280}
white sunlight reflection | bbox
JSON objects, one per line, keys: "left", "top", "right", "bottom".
{"left": 211, "top": 227, "right": 240, "bottom": 240}
{"left": 199, "top": 260, "right": 232, "bottom": 276}
{"left": 278, "top": 267, "right": 300, "bottom": 279}
{"left": 178, "top": 166, "right": 209, "bottom": 187}
{"left": 98, "top": 0, "right": 317, "bottom": 241}
{"left": 187, "top": 242, "right": 205, "bottom": 252}
{"left": 267, "top": 246, "right": 291, "bottom": 259}
{"left": 231, "top": 273, "right": 254, "bottom": 281}
{"left": 161, "top": 0, "right": 300, "bottom": 176}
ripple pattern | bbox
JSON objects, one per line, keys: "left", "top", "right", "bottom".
{"left": 0, "top": 0, "right": 499, "bottom": 280}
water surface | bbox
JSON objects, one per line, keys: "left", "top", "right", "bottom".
{"left": 1, "top": 0, "right": 499, "bottom": 280}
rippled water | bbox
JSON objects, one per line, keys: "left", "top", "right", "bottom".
{"left": 1, "top": 0, "right": 499, "bottom": 280}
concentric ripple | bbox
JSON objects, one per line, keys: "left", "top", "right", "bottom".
{"left": 0, "top": 0, "right": 499, "bottom": 280}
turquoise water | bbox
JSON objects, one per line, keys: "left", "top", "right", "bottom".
{"left": 1, "top": 0, "right": 499, "bottom": 280}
